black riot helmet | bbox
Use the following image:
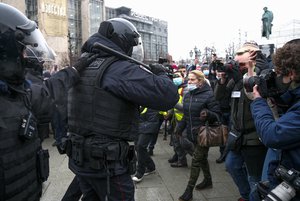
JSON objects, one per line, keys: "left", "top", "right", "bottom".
{"left": 0, "top": 3, "right": 54, "bottom": 84}
{"left": 98, "top": 18, "right": 140, "bottom": 56}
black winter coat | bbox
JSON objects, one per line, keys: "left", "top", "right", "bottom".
{"left": 177, "top": 83, "right": 221, "bottom": 142}
{"left": 138, "top": 108, "right": 161, "bottom": 134}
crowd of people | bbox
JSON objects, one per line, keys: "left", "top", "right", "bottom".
{"left": 1, "top": 2, "right": 300, "bottom": 201}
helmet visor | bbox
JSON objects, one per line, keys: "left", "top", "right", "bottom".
{"left": 22, "top": 28, "right": 55, "bottom": 62}
{"left": 132, "top": 38, "right": 144, "bottom": 62}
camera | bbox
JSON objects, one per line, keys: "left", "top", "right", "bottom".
{"left": 243, "top": 69, "right": 279, "bottom": 98}
{"left": 215, "top": 59, "right": 242, "bottom": 81}
{"left": 262, "top": 166, "right": 300, "bottom": 201}
{"left": 19, "top": 112, "right": 37, "bottom": 140}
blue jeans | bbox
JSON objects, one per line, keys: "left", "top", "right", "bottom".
{"left": 261, "top": 148, "right": 280, "bottom": 181}
{"left": 226, "top": 146, "right": 267, "bottom": 200}
{"left": 226, "top": 151, "right": 250, "bottom": 200}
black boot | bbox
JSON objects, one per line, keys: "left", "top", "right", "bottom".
{"left": 148, "top": 149, "right": 154, "bottom": 156}
{"left": 170, "top": 160, "right": 188, "bottom": 168}
{"left": 195, "top": 178, "right": 212, "bottom": 190}
{"left": 168, "top": 154, "right": 178, "bottom": 163}
{"left": 178, "top": 186, "right": 193, "bottom": 201}
{"left": 216, "top": 154, "right": 226, "bottom": 163}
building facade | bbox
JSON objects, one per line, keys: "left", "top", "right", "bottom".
{"left": 1, "top": 1, "right": 167, "bottom": 65}
{"left": 106, "top": 6, "right": 168, "bottom": 63}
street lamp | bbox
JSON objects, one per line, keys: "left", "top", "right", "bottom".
{"left": 189, "top": 50, "right": 193, "bottom": 64}
{"left": 194, "top": 46, "right": 201, "bottom": 65}
{"left": 189, "top": 50, "right": 193, "bottom": 58}
{"left": 194, "top": 46, "right": 198, "bottom": 59}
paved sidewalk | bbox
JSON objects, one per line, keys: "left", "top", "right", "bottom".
{"left": 41, "top": 133, "right": 240, "bottom": 201}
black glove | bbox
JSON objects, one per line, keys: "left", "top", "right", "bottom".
{"left": 255, "top": 51, "right": 270, "bottom": 75}
{"left": 73, "top": 53, "right": 99, "bottom": 72}
{"left": 149, "top": 63, "right": 167, "bottom": 75}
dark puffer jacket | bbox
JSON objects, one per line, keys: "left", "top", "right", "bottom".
{"left": 138, "top": 108, "right": 161, "bottom": 135}
{"left": 177, "top": 83, "right": 221, "bottom": 142}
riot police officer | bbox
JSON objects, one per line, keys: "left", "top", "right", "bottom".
{"left": 0, "top": 3, "right": 55, "bottom": 201}
{"left": 67, "top": 18, "right": 179, "bottom": 201}
{"left": 0, "top": 3, "right": 92, "bottom": 201}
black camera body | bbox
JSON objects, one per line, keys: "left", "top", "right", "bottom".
{"left": 275, "top": 166, "right": 300, "bottom": 192}
{"left": 19, "top": 112, "right": 37, "bottom": 140}
{"left": 262, "top": 166, "right": 300, "bottom": 201}
{"left": 215, "top": 59, "right": 241, "bottom": 82}
{"left": 243, "top": 69, "right": 278, "bottom": 98}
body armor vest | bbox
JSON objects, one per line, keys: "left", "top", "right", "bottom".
{"left": 68, "top": 57, "right": 138, "bottom": 141}
{"left": 0, "top": 93, "right": 41, "bottom": 201}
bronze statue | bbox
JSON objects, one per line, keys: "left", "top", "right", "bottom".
{"left": 262, "top": 7, "right": 273, "bottom": 39}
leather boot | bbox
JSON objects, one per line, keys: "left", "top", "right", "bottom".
{"left": 168, "top": 154, "right": 178, "bottom": 163}
{"left": 178, "top": 186, "right": 193, "bottom": 201}
{"left": 216, "top": 154, "right": 226, "bottom": 163}
{"left": 170, "top": 160, "right": 187, "bottom": 168}
{"left": 195, "top": 178, "right": 212, "bottom": 190}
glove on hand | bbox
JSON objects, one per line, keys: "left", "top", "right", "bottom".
{"left": 149, "top": 63, "right": 167, "bottom": 75}
{"left": 255, "top": 51, "right": 270, "bottom": 75}
{"left": 73, "top": 53, "right": 99, "bottom": 72}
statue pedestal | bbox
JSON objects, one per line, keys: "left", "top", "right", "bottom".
{"left": 258, "top": 42, "right": 275, "bottom": 59}
{"left": 257, "top": 37, "right": 275, "bottom": 46}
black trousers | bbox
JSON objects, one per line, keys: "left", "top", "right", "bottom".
{"left": 135, "top": 133, "right": 156, "bottom": 175}
{"left": 62, "top": 176, "right": 82, "bottom": 201}
{"left": 77, "top": 173, "right": 134, "bottom": 201}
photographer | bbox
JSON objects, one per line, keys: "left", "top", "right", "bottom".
{"left": 215, "top": 41, "right": 269, "bottom": 201}
{"left": 250, "top": 39, "right": 300, "bottom": 201}
{"left": 214, "top": 64, "right": 232, "bottom": 163}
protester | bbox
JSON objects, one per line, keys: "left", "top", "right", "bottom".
{"left": 168, "top": 71, "right": 187, "bottom": 165}
{"left": 215, "top": 41, "right": 269, "bottom": 201}
{"left": 176, "top": 70, "right": 221, "bottom": 201}
{"left": 147, "top": 112, "right": 164, "bottom": 156}
{"left": 250, "top": 39, "right": 300, "bottom": 201}
{"left": 201, "top": 64, "right": 212, "bottom": 87}
{"left": 208, "top": 53, "right": 218, "bottom": 84}
{"left": 214, "top": 67, "right": 232, "bottom": 163}
{"left": 67, "top": 18, "right": 178, "bottom": 201}
{"left": 178, "top": 64, "right": 187, "bottom": 78}
{"left": 132, "top": 107, "right": 161, "bottom": 182}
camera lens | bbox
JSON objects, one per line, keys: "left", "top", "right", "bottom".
{"left": 264, "top": 182, "right": 296, "bottom": 201}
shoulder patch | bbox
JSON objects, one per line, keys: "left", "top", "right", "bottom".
{"left": 88, "top": 58, "right": 105, "bottom": 69}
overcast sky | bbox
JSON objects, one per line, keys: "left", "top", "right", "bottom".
{"left": 105, "top": 0, "right": 300, "bottom": 61}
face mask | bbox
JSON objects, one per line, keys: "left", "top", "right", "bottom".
{"left": 187, "top": 84, "right": 197, "bottom": 91}
{"left": 173, "top": 77, "right": 183, "bottom": 86}
{"left": 275, "top": 75, "right": 291, "bottom": 93}
{"left": 203, "top": 70, "right": 209, "bottom": 76}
